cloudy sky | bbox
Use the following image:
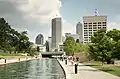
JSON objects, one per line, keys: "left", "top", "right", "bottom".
{"left": 0, "top": 0, "right": 120, "bottom": 43}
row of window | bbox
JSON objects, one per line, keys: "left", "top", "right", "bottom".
{"left": 84, "top": 24, "right": 106, "bottom": 27}
{"left": 84, "top": 42, "right": 90, "bottom": 43}
{"left": 84, "top": 22, "right": 106, "bottom": 25}
{"left": 84, "top": 39, "right": 91, "bottom": 41}
{"left": 84, "top": 32, "right": 92, "bottom": 34}
{"left": 84, "top": 27, "right": 106, "bottom": 30}
{"left": 84, "top": 34, "right": 92, "bottom": 36}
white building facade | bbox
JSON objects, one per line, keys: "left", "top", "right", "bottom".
{"left": 83, "top": 16, "right": 107, "bottom": 43}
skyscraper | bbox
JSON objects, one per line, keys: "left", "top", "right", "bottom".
{"left": 76, "top": 22, "right": 83, "bottom": 43}
{"left": 52, "top": 17, "right": 62, "bottom": 50}
{"left": 35, "top": 34, "right": 44, "bottom": 45}
{"left": 83, "top": 16, "right": 107, "bottom": 43}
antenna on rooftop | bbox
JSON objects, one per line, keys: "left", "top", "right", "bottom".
{"left": 95, "top": 8, "right": 98, "bottom": 16}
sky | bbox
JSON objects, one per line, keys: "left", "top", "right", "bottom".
{"left": 0, "top": 0, "right": 120, "bottom": 43}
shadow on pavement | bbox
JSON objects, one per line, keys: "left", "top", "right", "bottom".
{"left": 79, "top": 69, "right": 100, "bottom": 72}
{"left": 78, "top": 64, "right": 100, "bottom": 66}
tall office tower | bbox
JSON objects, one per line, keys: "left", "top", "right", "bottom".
{"left": 76, "top": 22, "right": 83, "bottom": 43}
{"left": 35, "top": 34, "right": 44, "bottom": 45}
{"left": 52, "top": 17, "right": 62, "bottom": 50}
{"left": 83, "top": 16, "right": 107, "bottom": 43}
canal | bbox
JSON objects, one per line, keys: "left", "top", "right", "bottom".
{"left": 0, "top": 58, "right": 65, "bottom": 79}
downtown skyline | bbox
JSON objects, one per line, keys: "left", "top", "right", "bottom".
{"left": 0, "top": 0, "right": 120, "bottom": 43}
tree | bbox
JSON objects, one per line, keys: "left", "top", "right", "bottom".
{"left": 89, "top": 29, "right": 116, "bottom": 64}
{"left": 63, "top": 36, "right": 81, "bottom": 55}
{"left": 112, "top": 40, "right": 120, "bottom": 60}
{"left": 0, "top": 18, "right": 32, "bottom": 54}
{"left": 37, "top": 46, "right": 40, "bottom": 52}
{"left": 45, "top": 41, "right": 49, "bottom": 52}
{"left": 0, "top": 18, "right": 12, "bottom": 51}
{"left": 76, "top": 39, "right": 80, "bottom": 43}
{"left": 107, "top": 29, "right": 120, "bottom": 42}
{"left": 75, "top": 43, "right": 81, "bottom": 53}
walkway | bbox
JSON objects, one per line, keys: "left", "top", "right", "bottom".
{"left": 58, "top": 60, "right": 120, "bottom": 79}
{"left": 0, "top": 57, "right": 38, "bottom": 65}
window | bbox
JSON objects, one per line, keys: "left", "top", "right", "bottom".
{"left": 93, "top": 22, "right": 97, "bottom": 24}
{"left": 93, "top": 25, "right": 97, "bottom": 26}
{"left": 98, "top": 22, "right": 101, "bottom": 24}
{"left": 93, "top": 30, "right": 97, "bottom": 31}
{"left": 84, "top": 37, "right": 88, "bottom": 39}
{"left": 103, "top": 22, "right": 106, "bottom": 24}
{"left": 89, "top": 26, "right": 92, "bottom": 29}
{"left": 84, "top": 34, "right": 88, "bottom": 36}
{"left": 89, "top": 23, "right": 92, "bottom": 24}
{"left": 84, "top": 39, "right": 88, "bottom": 41}
{"left": 89, "top": 25, "right": 92, "bottom": 28}
{"left": 98, "top": 27, "right": 101, "bottom": 29}
{"left": 84, "top": 25, "right": 87, "bottom": 27}
{"left": 103, "top": 24, "right": 106, "bottom": 26}
{"left": 84, "top": 32, "right": 88, "bottom": 34}
{"left": 93, "top": 27, "right": 97, "bottom": 29}
{"left": 103, "top": 27, "right": 106, "bottom": 29}
{"left": 84, "top": 23, "right": 87, "bottom": 24}
{"left": 98, "top": 25, "right": 101, "bottom": 26}
{"left": 89, "top": 34, "right": 91, "bottom": 36}
{"left": 89, "top": 25, "right": 92, "bottom": 26}
{"left": 89, "top": 32, "right": 92, "bottom": 34}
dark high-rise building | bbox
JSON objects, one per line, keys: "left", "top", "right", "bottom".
{"left": 35, "top": 34, "right": 44, "bottom": 45}
{"left": 76, "top": 22, "right": 83, "bottom": 43}
{"left": 52, "top": 17, "right": 62, "bottom": 50}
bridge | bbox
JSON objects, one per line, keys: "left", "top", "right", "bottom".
{"left": 41, "top": 52, "right": 64, "bottom": 57}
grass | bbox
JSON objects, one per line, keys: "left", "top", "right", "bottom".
{"left": 83, "top": 61, "right": 120, "bottom": 77}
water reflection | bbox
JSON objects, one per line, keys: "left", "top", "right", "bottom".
{"left": 0, "top": 58, "right": 65, "bottom": 79}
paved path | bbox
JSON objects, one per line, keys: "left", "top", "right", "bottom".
{"left": 0, "top": 57, "right": 38, "bottom": 65}
{"left": 58, "top": 60, "right": 120, "bottom": 79}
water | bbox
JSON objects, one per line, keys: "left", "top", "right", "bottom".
{"left": 0, "top": 58, "right": 65, "bottom": 79}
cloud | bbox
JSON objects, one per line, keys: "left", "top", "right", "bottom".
{"left": 11, "top": 0, "right": 62, "bottom": 23}
{"left": 10, "top": 0, "right": 76, "bottom": 39}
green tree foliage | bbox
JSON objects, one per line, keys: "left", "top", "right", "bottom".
{"left": 37, "top": 46, "right": 40, "bottom": 52}
{"left": 63, "top": 37, "right": 81, "bottom": 55}
{"left": 113, "top": 40, "right": 120, "bottom": 59}
{"left": 76, "top": 39, "right": 80, "bottom": 43}
{"left": 89, "top": 29, "right": 120, "bottom": 64}
{"left": 107, "top": 29, "right": 120, "bottom": 60}
{"left": 107, "top": 29, "right": 120, "bottom": 42}
{"left": 0, "top": 18, "right": 32, "bottom": 54}
{"left": 45, "top": 41, "right": 49, "bottom": 52}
